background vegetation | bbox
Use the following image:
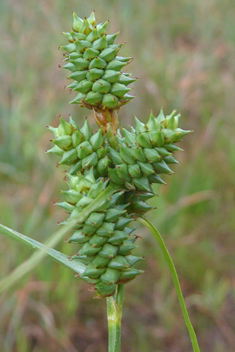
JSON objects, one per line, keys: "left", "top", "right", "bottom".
{"left": 1, "top": 0, "right": 235, "bottom": 351}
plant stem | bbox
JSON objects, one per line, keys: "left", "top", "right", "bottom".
{"left": 107, "top": 284, "right": 124, "bottom": 352}
{"left": 137, "top": 217, "right": 201, "bottom": 352}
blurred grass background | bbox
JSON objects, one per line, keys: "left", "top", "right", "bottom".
{"left": 1, "top": 0, "right": 235, "bottom": 351}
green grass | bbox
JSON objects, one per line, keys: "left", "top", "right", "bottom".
{"left": 1, "top": 0, "right": 235, "bottom": 351}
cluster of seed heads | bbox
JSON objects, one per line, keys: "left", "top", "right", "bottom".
{"left": 48, "top": 12, "right": 190, "bottom": 298}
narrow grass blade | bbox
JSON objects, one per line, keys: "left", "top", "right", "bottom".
{"left": 137, "top": 217, "right": 201, "bottom": 352}
{"left": 0, "top": 183, "right": 120, "bottom": 293}
{"left": 0, "top": 220, "right": 83, "bottom": 294}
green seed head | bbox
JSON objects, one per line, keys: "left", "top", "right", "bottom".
{"left": 60, "top": 12, "right": 135, "bottom": 111}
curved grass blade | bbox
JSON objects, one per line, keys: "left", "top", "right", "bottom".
{"left": 137, "top": 217, "right": 201, "bottom": 352}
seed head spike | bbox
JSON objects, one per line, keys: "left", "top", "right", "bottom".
{"left": 47, "top": 12, "right": 192, "bottom": 298}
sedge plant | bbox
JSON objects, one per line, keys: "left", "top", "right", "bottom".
{"left": 0, "top": 11, "right": 201, "bottom": 352}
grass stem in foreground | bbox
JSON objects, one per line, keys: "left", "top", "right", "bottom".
{"left": 137, "top": 217, "right": 201, "bottom": 352}
{"left": 107, "top": 284, "right": 125, "bottom": 352}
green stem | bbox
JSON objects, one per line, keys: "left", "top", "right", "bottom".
{"left": 107, "top": 284, "right": 124, "bottom": 352}
{"left": 137, "top": 217, "right": 201, "bottom": 352}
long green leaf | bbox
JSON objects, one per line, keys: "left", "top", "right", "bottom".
{"left": 137, "top": 217, "right": 201, "bottom": 352}
{"left": 0, "top": 223, "right": 86, "bottom": 277}
{"left": 0, "top": 183, "right": 120, "bottom": 293}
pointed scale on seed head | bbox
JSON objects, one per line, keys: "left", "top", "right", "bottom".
{"left": 72, "top": 12, "right": 83, "bottom": 32}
